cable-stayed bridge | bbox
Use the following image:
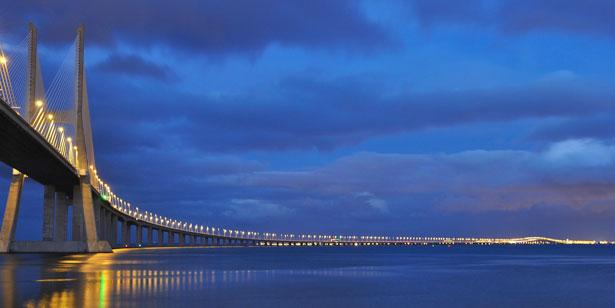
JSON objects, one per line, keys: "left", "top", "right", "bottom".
{"left": 0, "top": 25, "right": 599, "bottom": 253}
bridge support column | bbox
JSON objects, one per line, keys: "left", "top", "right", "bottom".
{"left": 121, "top": 220, "right": 129, "bottom": 247}
{"left": 73, "top": 177, "right": 110, "bottom": 252}
{"left": 42, "top": 186, "right": 56, "bottom": 241}
{"left": 0, "top": 172, "right": 25, "bottom": 253}
{"left": 96, "top": 204, "right": 103, "bottom": 239}
{"left": 147, "top": 227, "right": 153, "bottom": 246}
{"left": 179, "top": 233, "right": 185, "bottom": 246}
{"left": 102, "top": 210, "right": 110, "bottom": 242}
{"left": 110, "top": 216, "right": 117, "bottom": 246}
{"left": 54, "top": 192, "right": 68, "bottom": 241}
{"left": 136, "top": 225, "right": 143, "bottom": 247}
{"left": 156, "top": 229, "right": 162, "bottom": 245}
{"left": 72, "top": 198, "right": 83, "bottom": 241}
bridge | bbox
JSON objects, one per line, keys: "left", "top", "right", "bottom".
{"left": 0, "top": 25, "right": 599, "bottom": 253}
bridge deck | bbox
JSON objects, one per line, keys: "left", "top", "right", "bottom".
{"left": 0, "top": 98, "right": 78, "bottom": 191}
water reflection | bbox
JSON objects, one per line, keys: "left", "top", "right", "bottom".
{"left": 0, "top": 248, "right": 389, "bottom": 307}
{"left": 4, "top": 246, "right": 613, "bottom": 307}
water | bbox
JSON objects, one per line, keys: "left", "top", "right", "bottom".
{"left": 1, "top": 246, "right": 615, "bottom": 307}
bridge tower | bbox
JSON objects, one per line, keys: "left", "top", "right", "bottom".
{"left": 0, "top": 24, "right": 37, "bottom": 252}
{"left": 0, "top": 24, "right": 110, "bottom": 253}
{"left": 72, "top": 24, "right": 108, "bottom": 252}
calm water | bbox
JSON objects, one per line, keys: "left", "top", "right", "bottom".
{"left": 1, "top": 246, "right": 615, "bottom": 307}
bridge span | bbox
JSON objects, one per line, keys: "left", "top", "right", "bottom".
{"left": 0, "top": 24, "right": 600, "bottom": 253}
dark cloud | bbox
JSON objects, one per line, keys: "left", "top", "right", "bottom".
{"left": 94, "top": 53, "right": 173, "bottom": 81}
{"left": 3, "top": 0, "right": 392, "bottom": 54}
{"left": 410, "top": 0, "right": 615, "bottom": 38}
{"left": 411, "top": 0, "right": 488, "bottom": 28}
{"left": 500, "top": 0, "right": 615, "bottom": 37}
{"left": 531, "top": 114, "right": 615, "bottom": 141}
{"left": 88, "top": 72, "right": 614, "bottom": 154}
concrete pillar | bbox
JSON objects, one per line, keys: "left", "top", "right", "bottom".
{"left": 136, "top": 225, "right": 143, "bottom": 246}
{"left": 107, "top": 215, "right": 113, "bottom": 245}
{"left": 72, "top": 198, "right": 83, "bottom": 241}
{"left": 96, "top": 206, "right": 104, "bottom": 240}
{"left": 121, "top": 220, "right": 129, "bottom": 246}
{"left": 105, "top": 210, "right": 110, "bottom": 242}
{"left": 106, "top": 211, "right": 113, "bottom": 243}
{"left": 42, "top": 186, "right": 55, "bottom": 241}
{"left": 54, "top": 192, "right": 68, "bottom": 241}
{"left": 97, "top": 204, "right": 104, "bottom": 239}
{"left": 156, "top": 229, "right": 162, "bottom": 245}
{"left": 73, "top": 176, "right": 105, "bottom": 252}
{"left": 0, "top": 172, "right": 25, "bottom": 252}
{"left": 110, "top": 216, "right": 117, "bottom": 246}
{"left": 147, "top": 227, "right": 153, "bottom": 245}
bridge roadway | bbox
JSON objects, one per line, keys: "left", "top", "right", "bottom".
{"left": 74, "top": 188, "right": 598, "bottom": 248}
{"left": 68, "top": 187, "right": 591, "bottom": 248}
{"left": 0, "top": 97, "right": 598, "bottom": 251}
{"left": 0, "top": 99, "right": 78, "bottom": 191}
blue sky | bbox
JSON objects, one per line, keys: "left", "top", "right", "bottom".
{"left": 1, "top": 0, "right": 615, "bottom": 239}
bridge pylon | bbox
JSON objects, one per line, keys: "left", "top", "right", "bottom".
{"left": 0, "top": 24, "right": 110, "bottom": 253}
{"left": 0, "top": 24, "right": 38, "bottom": 253}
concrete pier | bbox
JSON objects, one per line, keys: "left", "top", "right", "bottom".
{"left": 136, "top": 225, "right": 143, "bottom": 246}
{"left": 54, "top": 192, "right": 68, "bottom": 241}
{"left": 0, "top": 172, "right": 25, "bottom": 252}
{"left": 42, "top": 186, "right": 55, "bottom": 241}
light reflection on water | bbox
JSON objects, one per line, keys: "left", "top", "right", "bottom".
{"left": 2, "top": 246, "right": 615, "bottom": 307}
{"left": 1, "top": 248, "right": 391, "bottom": 307}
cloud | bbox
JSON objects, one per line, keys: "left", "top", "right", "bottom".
{"left": 241, "top": 140, "right": 615, "bottom": 215}
{"left": 356, "top": 192, "right": 389, "bottom": 214}
{"left": 531, "top": 114, "right": 615, "bottom": 142}
{"left": 88, "top": 72, "right": 614, "bottom": 154}
{"left": 2, "top": 0, "right": 392, "bottom": 54}
{"left": 94, "top": 53, "right": 173, "bottom": 81}
{"left": 222, "top": 199, "right": 293, "bottom": 220}
{"left": 543, "top": 139, "right": 615, "bottom": 167}
{"left": 499, "top": 0, "right": 615, "bottom": 38}
{"left": 410, "top": 0, "right": 615, "bottom": 39}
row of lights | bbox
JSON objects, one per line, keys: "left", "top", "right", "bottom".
{"left": 30, "top": 99, "right": 79, "bottom": 167}
{"left": 88, "top": 166, "right": 435, "bottom": 242}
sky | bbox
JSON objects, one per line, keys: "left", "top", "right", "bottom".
{"left": 1, "top": 0, "right": 615, "bottom": 240}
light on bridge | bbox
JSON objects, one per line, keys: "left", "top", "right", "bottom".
{"left": 0, "top": 56, "right": 7, "bottom": 64}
